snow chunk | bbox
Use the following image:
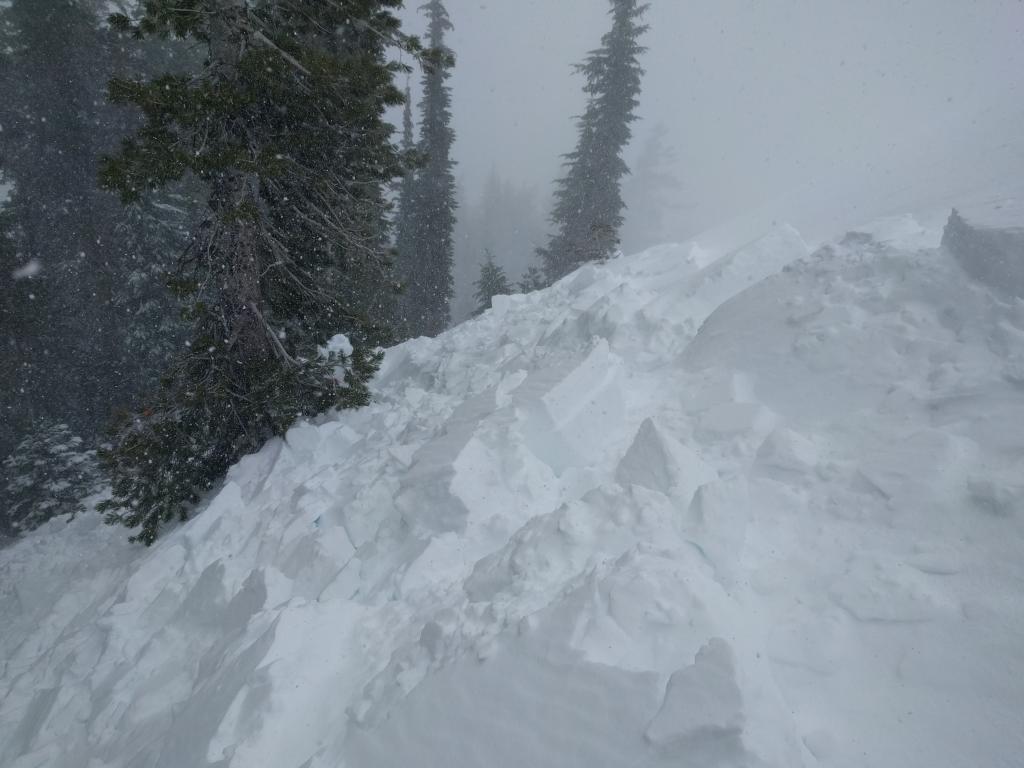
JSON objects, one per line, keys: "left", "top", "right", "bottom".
{"left": 645, "top": 638, "right": 743, "bottom": 749}
{"left": 320, "top": 333, "right": 354, "bottom": 358}
{"left": 615, "top": 417, "right": 715, "bottom": 501}
{"left": 754, "top": 428, "right": 820, "bottom": 479}
{"left": 11, "top": 259, "right": 42, "bottom": 280}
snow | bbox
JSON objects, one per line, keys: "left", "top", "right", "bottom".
{"left": 9, "top": 259, "right": 41, "bottom": 280}
{"left": 321, "top": 333, "right": 354, "bottom": 358}
{"left": 3, "top": 209, "right": 1024, "bottom": 768}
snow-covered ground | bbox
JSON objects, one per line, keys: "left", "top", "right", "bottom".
{"left": 3, "top": 208, "right": 1024, "bottom": 768}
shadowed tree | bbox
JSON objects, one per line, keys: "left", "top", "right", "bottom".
{"left": 621, "top": 122, "right": 684, "bottom": 253}
{"left": 97, "top": 0, "right": 424, "bottom": 544}
{"left": 0, "top": 0, "right": 118, "bottom": 447}
{"left": 538, "top": 0, "right": 648, "bottom": 283}
{"left": 393, "top": 83, "right": 419, "bottom": 337}
{"left": 401, "top": 0, "right": 457, "bottom": 338}
{"left": 473, "top": 250, "right": 511, "bottom": 316}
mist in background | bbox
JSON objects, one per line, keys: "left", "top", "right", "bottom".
{"left": 397, "top": 0, "right": 1024, "bottom": 318}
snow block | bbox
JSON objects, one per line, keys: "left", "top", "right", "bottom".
{"left": 645, "top": 638, "right": 743, "bottom": 751}
{"left": 615, "top": 418, "right": 716, "bottom": 504}
{"left": 943, "top": 208, "right": 1024, "bottom": 298}
{"left": 686, "top": 479, "right": 750, "bottom": 587}
{"left": 754, "top": 428, "right": 820, "bottom": 480}
{"left": 696, "top": 402, "right": 777, "bottom": 441}
{"left": 535, "top": 339, "right": 626, "bottom": 470}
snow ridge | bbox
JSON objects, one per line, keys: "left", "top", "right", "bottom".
{"left": 2, "top": 219, "right": 1024, "bottom": 768}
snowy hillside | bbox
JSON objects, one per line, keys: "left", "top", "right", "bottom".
{"left": 3, "top": 211, "right": 1024, "bottom": 768}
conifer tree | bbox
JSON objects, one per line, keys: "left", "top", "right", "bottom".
{"left": 0, "top": 0, "right": 198, "bottom": 463}
{"left": 0, "top": 206, "right": 44, "bottom": 464}
{"left": 0, "top": 0, "right": 121, "bottom": 443}
{"left": 1, "top": 420, "right": 102, "bottom": 538}
{"left": 97, "top": 0, "right": 422, "bottom": 544}
{"left": 538, "top": 0, "right": 648, "bottom": 282}
{"left": 393, "top": 84, "right": 419, "bottom": 337}
{"left": 518, "top": 265, "right": 548, "bottom": 294}
{"left": 621, "top": 122, "right": 683, "bottom": 253}
{"left": 473, "top": 250, "right": 511, "bottom": 316}
{"left": 402, "top": 0, "right": 457, "bottom": 338}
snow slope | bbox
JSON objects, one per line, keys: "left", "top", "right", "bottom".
{"left": 3, "top": 214, "right": 1024, "bottom": 768}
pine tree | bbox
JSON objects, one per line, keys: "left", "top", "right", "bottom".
{"left": 518, "top": 265, "right": 548, "bottom": 294}
{"left": 473, "top": 250, "right": 512, "bottom": 315}
{"left": 0, "top": 0, "right": 199, "bottom": 462}
{"left": 97, "top": 0, "right": 422, "bottom": 544}
{"left": 0, "top": 0, "right": 123, "bottom": 442}
{"left": 102, "top": 11, "right": 205, "bottom": 405}
{"left": 393, "top": 84, "right": 419, "bottom": 337}
{"left": 621, "top": 123, "right": 683, "bottom": 253}
{"left": 0, "top": 206, "right": 45, "bottom": 464}
{"left": 450, "top": 169, "right": 547, "bottom": 321}
{"left": 108, "top": 190, "right": 196, "bottom": 401}
{"left": 1, "top": 421, "right": 102, "bottom": 538}
{"left": 402, "top": 0, "right": 457, "bottom": 338}
{"left": 538, "top": 0, "right": 648, "bottom": 282}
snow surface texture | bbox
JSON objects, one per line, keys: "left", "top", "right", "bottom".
{"left": 3, "top": 216, "right": 1024, "bottom": 768}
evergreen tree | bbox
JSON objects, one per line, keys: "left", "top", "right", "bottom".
{"left": 0, "top": 0, "right": 122, "bottom": 444}
{"left": 402, "top": 0, "right": 457, "bottom": 338}
{"left": 1, "top": 421, "right": 102, "bottom": 538}
{"left": 538, "top": 0, "right": 648, "bottom": 282}
{"left": 518, "top": 265, "right": 548, "bottom": 294}
{"left": 473, "top": 250, "right": 511, "bottom": 316}
{"left": 108, "top": 189, "right": 197, "bottom": 401}
{"left": 0, "top": 205, "right": 45, "bottom": 464}
{"left": 97, "top": 0, "right": 422, "bottom": 544}
{"left": 621, "top": 123, "right": 683, "bottom": 253}
{"left": 0, "top": 0, "right": 199, "bottom": 461}
{"left": 451, "top": 169, "right": 546, "bottom": 321}
{"left": 393, "top": 84, "right": 419, "bottom": 337}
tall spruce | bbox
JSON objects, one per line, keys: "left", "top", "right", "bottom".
{"left": 0, "top": 0, "right": 118, "bottom": 450}
{"left": 98, "top": 0, "right": 421, "bottom": 544}
{"left": 621, "top": 123, "right": 682, "bottom": 253}
{"left": 0, "top": 206, "right": 41, "bottom": 466}
{"left": 402, "top": 0, "right": 457, "bottom": 338}
{"left": 0, "top": 2, "right": 201, "bottom": 536}
{"left": 538, "top": 0, "right": 648, "bottom": 282}
{"left": 392, "top": 84, "right": 418, "bottom": 337}
{"left": 451, "top": 169, "right": 546, "bottom": 320}
{"left": 0, "top": 0, "right": 197, "bottom": 455}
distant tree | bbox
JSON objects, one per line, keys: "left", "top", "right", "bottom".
{"left": 0, "top": 0, "right": 199, "bottom": 462}
{"left": 518, "top": 265, "right": 548, "bottom": 294}
{"left": 538, "top": 0, "right": 648, "bottom": 282}
{"left": 473, "top": 250, "right": 511, "bottom": 315}
{"left": 1, "top": 421, "right": 102, "bottom": 538}
{"left": 621, "top": 122, "right": 683, "bottom": 253}
{"left": 451, "top": 170, "right": 546, "bottom": 321}
{"left": 393, "top": 84, "right": 419, "bottom": 338}
{"left": 97, "top": 0, "right": 421, "bottom": 544}
{"left": 402, "top": 0, "right": 457, "bottom": 338}
{"left": 0, "top": 205, "right": 45, "bottom": 463}
{"left": 0, "top": 0, "right": 121, "bottom": 444}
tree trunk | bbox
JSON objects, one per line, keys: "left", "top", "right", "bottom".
{"left": 207, "top": 0, "right": 271, "bottom": 364}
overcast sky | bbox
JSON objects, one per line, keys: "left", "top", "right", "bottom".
{"left": 399, "top": 0, "right": 1024, "bottom": 243}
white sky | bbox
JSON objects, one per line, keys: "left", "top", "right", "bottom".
{"left": 399, "top": 0, "right": 1024, "bottom": 241}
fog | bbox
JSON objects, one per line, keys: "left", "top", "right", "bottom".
{"left": 401, "top": 0, "right": 1024, "bottom": 248}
